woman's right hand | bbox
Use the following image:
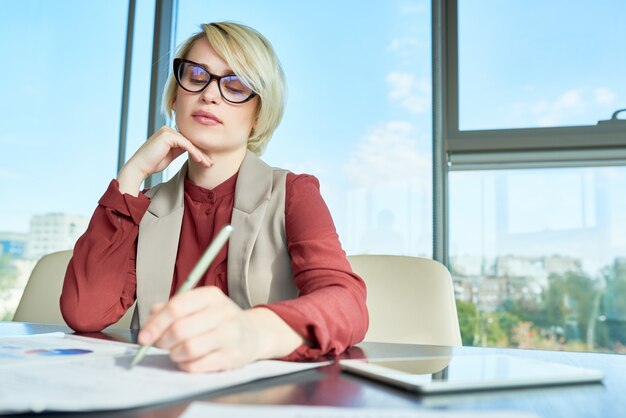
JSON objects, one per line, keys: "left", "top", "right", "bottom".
{"left": 117, "top": 126, "right": 213, "bottom": 196}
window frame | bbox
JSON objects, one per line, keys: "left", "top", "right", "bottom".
{"left": 433, "top": 0, "right": 626, "bottom": 263}
{"left": 443, "top": 0, "right": 626, "bottom": 170}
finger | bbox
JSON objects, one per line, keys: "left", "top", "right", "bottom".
{"left": 177, "top": 347, "right": 237, "bottom": 373}
{"left": 186, "top": 146, "right": 213, "bottom": 167}
{"left": 156, "top": 304, "right": 224, "bottom": 351}
{"left": 136, "top": 303, "right": 167, "bottom": 345}
{"left": 166, "top": 129, "right": 213, "bottom": 166}
{"left": 174, "top": 137, "right": 213, "bottom": 167}
{"left": 150, "top": 303, "right": 166, "bottom": 315}
{"left": 190, "top": 151, "right": 213, "bottom": 168}
{"left": 168, "top": 325, "right": 230, "bottom": 364}
{"left": 169, "top": 312, "right": 248, "bottom": 365}
{"left": 139, "top": 287, "right": 224, "bottom": 345}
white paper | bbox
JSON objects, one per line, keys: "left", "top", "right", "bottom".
{"left": 181, "top": 403, "right": 540, "bottom": 418}
{"left": 0, "top": 334, "right": 327, "bottom": 414}
{"left": 0, "top": 333, "right": 131, "bottom": 368}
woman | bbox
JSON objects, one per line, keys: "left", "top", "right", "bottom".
{"left": 60, "top": 22, "right": 368, "bottom": 373}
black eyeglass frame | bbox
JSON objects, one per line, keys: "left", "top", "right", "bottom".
{"left": 173, "top": 58, "right": 257, "bottom": 104}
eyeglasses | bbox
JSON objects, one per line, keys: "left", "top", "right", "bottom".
{"left": 173, "top": 58, "right": 256, "bottom": 104}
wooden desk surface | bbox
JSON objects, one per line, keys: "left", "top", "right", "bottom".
{"left": 2, "top": 321, "right": 625, "bottom": 418}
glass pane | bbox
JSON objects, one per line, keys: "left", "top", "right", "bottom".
{"left": 0, "top": 1, "right": 140, "bottom": 320}
{"left": 458, "top": 0, "right": 626, "bottom": 130}
{"left": 172, "top": 0, "right": 433, "bottom": 257}
{"left": 125, "top": 0, "right": 156, "bottom": 164}
{"left": 450, "top": 167, "right": 626, "bottom": 353}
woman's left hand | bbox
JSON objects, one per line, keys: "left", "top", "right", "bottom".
{"left": 138, "top": 286, "right": 264, "bottom": 373}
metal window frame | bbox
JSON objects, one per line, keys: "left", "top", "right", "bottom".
{"left": 117, "top": 0, "right": 136, "bottom": 174}
{"left": 117, "top": 0, "right": 176, "bottom": 187}
{"left": 145, "top": 0, "right": 178, "bottom": 188}
{"left": 432, "top": 0, "right": 449, "bottom": 264}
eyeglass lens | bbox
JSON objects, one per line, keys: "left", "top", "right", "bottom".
{"left": 178, "top": 61, "right": 253, "bottom": 103}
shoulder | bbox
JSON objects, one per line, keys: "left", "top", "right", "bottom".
{"left": 284, "top": 172, "right": 326, "bottom": 211}
{"left": 264, "top": 162, "right": 320, "bottom": 193}
{"left": 285, "top": 172, "right": 320, "bottom": 191}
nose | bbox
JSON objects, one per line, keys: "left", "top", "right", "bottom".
{"left": 200, "top": 78, "right": 221, "bottom": 103}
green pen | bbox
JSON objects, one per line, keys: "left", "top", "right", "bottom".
{"left": 129, "top": 224, "right": 234, "bottom": 368}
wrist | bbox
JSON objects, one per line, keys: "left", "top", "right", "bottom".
{"left": 245, "top": 307, "right": 304, "bottom": 360}
{"left": 117, "top": 163, "right": 146, "bottom": 197}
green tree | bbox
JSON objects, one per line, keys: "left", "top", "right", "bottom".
{"left": 473, "top": 311, "right": 509, "bottom": 347}
{"left": 456, "top": 299, "right": 477, "bottom": 346}
{"left": 502, "top": 298, "right": 543, "bottom": 328}
{"left": 564, "top": 271, "right": 597, "bottom": 343}
{"left": 600, "top": 262, "right": 626, "bottom": 347}
{"left": 495, "top": 311, "right": 522, "bottom": 346}
{"left": 540, "top": 273, "right": 569, "bottom": 330}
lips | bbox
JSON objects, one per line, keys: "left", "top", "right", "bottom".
{"left": 191, "top": 110, "right": 223, "bottom": 126}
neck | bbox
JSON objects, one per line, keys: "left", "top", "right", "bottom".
{"left": 187, "top": 147, "right": 247, "bottom": 189}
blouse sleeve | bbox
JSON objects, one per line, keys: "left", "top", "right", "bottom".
{"left": 258, "top": 173, "right": 369, "bottom": 360}
{"left": 60, "top": 180, "right": 151, "bottom": 332}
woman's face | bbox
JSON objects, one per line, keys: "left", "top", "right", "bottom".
{"left": 174, "top": 38, "right": 258, "bottom": 154}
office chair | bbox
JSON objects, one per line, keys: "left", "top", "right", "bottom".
{"left": 348, "top": 254, "right": 462, "bottom": 346}
{"left": 12, "top": 250, "right": 133, "bottom": 328}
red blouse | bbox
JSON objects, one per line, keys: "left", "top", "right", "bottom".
{"left": 60, "top": 172, "right": 368, "bottom": 360}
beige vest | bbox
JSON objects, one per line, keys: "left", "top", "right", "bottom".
{"left": 131, "top": 151, "right": 297, "bottom": 329}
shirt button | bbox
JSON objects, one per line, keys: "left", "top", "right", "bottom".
{"left": 205, "top": 208, "right": 212, "bottom": 215}
{"left": 207, "top": 191, "right": 215, "bottom": 199}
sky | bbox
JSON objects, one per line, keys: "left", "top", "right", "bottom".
{"left": 458, "top": 0, "right": 626, "bottom": 130}
{"left": 1, "top": 0, "right": 625, "bottom": 275}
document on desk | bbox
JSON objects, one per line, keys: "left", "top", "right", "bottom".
{"left": 0, "top": 332, "right": 130, "bottom": 368}
{"left": 181, "top": 403, "right": 540, "bottom": 418}
{"left": 0, "top": 333, "right": 327, "bottom": 414}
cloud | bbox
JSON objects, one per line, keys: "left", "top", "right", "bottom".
{"left": 387, "top": 36, "right": 429, "bottom": 60}
{"left": 388, "top": 36, "right": 421, "bottom": 52}
{"left": 387, "top": 72, "right": 431, "bottom": 115}
{"left": 343, "top": 121, "right": 430, "bottom": 187}
{"left": 594, "top": 87, "right": 616, "bottom": 106}
{"left": 535, "top": 89, "right": 584, "bottom": 126}
{"left": 397, "top": 0, "right": 424, "bottom": 14}
{"left": 530, "top": 87, "right": 618, "bottom": 127}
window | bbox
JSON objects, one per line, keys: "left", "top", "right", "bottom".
{"left": 458, "top": 0, "right": 626, "bottom": 131}
{"left": 441, "top": 0, "right": 626, "bottom": 168}
{"left": 0, "top": 0, "right": 154, "bottom": 320}
{"left": 438, "top": 0, "right": 626, "bottom": 353}
{"left": 449, "top": 167, "right": 626, "bottom": 353}
{"left": 172, "top": 0, "right": 433, "bottom": 257}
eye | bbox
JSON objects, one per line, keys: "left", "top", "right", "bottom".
{"left": 224, "top": 85, "right": 244, "bottom": 94}
{"left": 186, "top": 65, "right": 209, "bottom": 84}
{"left": 222, "top": 76, "right": 250, "bottom": 95}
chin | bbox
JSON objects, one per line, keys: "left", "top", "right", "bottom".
{"left": 180, "top": 129, "right": 218, "bottom": 148}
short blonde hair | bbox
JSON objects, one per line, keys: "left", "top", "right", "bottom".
{"left": 162, "top": 22, "right": 286, "bottom": 155}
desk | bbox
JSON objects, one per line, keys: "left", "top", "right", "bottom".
{"left": 3, "top": 321, "right": 625, "bottom": 418}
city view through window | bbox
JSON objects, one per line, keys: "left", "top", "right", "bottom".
{"left": 1, "top": 1, "right": 625, "bottom": 355}
{"left": 450, "top": 168, "right": 626, "bottom": 353}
